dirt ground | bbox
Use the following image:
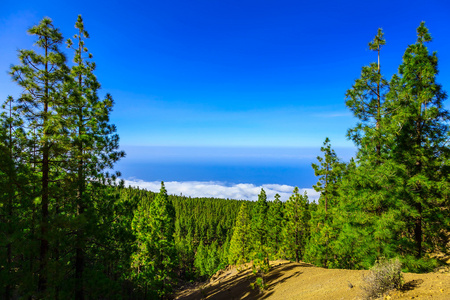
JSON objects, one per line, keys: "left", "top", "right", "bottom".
{"left": 174, "top": 260, "right": 450, "bottom": 300}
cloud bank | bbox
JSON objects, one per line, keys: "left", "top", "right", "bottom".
{"left": 122, "top": 179, "right": 320, "bottom": 202}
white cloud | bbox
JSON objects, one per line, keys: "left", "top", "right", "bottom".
{"left": 122, "top": 179, "right": 320, "bottom": 202}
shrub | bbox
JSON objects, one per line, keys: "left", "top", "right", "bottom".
{"left": 361, "top": 257, "right": 403, "bottom": 299}
{"left": 401, "top": 255, "right": 439, "bottom": 273}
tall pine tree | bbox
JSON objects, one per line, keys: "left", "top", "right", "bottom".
{"left": 64, "top": 15, "right": 124, "bottom": 299}
{"left": 9, "top": 17, "right": 68, "bottom": 296}
{"left": 337, "top": 29, "right": 401, "bottom": 268}
{"left": 389, "top": 22, "right": 450, "bottom": 263}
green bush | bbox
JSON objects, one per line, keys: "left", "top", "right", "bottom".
{"left": 361, "top": 257, "right": 403, "bottom": 299}
{"left": 401, "top": 255, "right": 439, "bottom": 273}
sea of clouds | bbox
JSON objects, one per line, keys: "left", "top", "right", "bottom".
{"left": 122, "top": 179, "right": 320, "bottom": 202}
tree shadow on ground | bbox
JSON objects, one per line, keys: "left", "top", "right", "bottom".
{"left": 400, "top": 279, "right": 424, "bottom": 292}
{"left": 175, "top": 261, "right": 312, "bottom": 300}
{"left": 265, "top": 262, "right": 308, "bottom": 291}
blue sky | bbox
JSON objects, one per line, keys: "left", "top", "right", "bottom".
{"left": 1, "top": 0, "right": 450, "bottom": 199}
{"left": 2, "top": 0, "right": 450, "bottom": 147}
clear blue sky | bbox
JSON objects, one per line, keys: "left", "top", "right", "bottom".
{"left": 2, "top": 0, "right": 450, "bottom": 149}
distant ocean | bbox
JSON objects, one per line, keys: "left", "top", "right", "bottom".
{"left": 113, "top": 146, "right": 356, "bottom": 200}
{"left": 117, "top": 160, "right": 316, "bottom": 187}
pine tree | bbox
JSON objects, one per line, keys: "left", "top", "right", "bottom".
{"left": 0, "top": 96, "right": 33, "bottom": 297}
{"left": 131, "top": 182, "right": 177, "bottom": 298}
{"left": 194, "top": 240, "right": 207, "bottom": 277}
{"left": 336, "top": 23, "right": 450, "bottom": 271}
{"left": 0, "top": 97, "right": 15, "bottom": 298}
{"left": 250, "top": 189, "right": 270, "bottom": 291}
{"left": 282, "top": 188, "right": 310, "bottom": 263}
{"left": 389, "top": 22, "right": 450, "bottom": 262}
{"left": 311, "top": 138, "right": 342, "bottom": 215}
{"left": 66, "top": 16, "right": 92, "bottom": 299}
{"left": 206, "top": 241, "right": 220, "bottom": 276}
{"left": 219, "top": 235, "right": 231, "bottom": 269}
{"left": 267, "top": 193, "right": 284, "bottom": 259}
{"left": 64, "top": 15, "right": 124, "bottom": 299}
{"left": 252, "top": 189, "right": 269, "bottom": 267}
{"left": 4, "top": 16, "right": 131, "bottom": 297}
{"left": 344, "top": 28, "right": 395, "bottom": 217}
{"left": 306, "top": 138, "right": 343, "bottom": 267}
{"left": 228, "top": 202, "right": 251, "bottom": 266}
{"left": 337, "top": 29, "right": 401, "bottom": 268}
{"left": 9, "top": 17, "right": 68, "bottom": 296}
{"left": 346, "top": 28, "right": 389, "bottom": 161}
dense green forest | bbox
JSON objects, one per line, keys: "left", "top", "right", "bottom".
{"left": 1, "top": 16, "right": 449, "bottom": 299}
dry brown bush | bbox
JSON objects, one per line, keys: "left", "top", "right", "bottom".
{"left": 361, "top": 257, "right": 404, "bottom": 299}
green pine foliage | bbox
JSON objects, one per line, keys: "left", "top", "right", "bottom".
{"left": 64, "top": 15, "right": 124, "bottom": 300}
{"left": 388, "top": 22, "right": 450, "bottom": 268}
{"left": 2, "top": 16, "right": 128, "bottom": 298}
{"left": 337, "top": 28, "right": 401, "bottom": 269}
{"left": 250, "top": 189, "right": 270, "bottom": 291}
{"left": 267, "top": 193, "right": 284, "bottom": 259}
{"left": 282, "top": 188, "right": 310, "bottom": 263}
{"left": 131, "top": 182, "right": 176, "bottom": 298}
{"left": 9, "top": 17, "right": 69, "bottom": 296}
{"left": 315, "top": 22, "right": 450, "bottom": 272}
{"left": 0, "top": 96, "right": 34, "bottom": 298}
{"left": 336, "top": 23, "right": 449, "bottom": 272}
{"left": 228, "top": 202, "right": 252, "bottom": 266}
{"left": 345, "top": 28, "right": 389, "bottom": 160}
{"left": 305, "top": 138, "right": 344, "bottom": 268}
{"left": 193, "top": 240, "right": 207, "bottom": 277}
{"left": 194, "top": 240, "right": 222, "bottom": 278}
{"left": 252, "top": 189, "right": 270, "bottom": 267}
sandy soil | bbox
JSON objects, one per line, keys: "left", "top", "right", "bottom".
{"left": 174, "top": 260, "right": 450, "bottom": 300}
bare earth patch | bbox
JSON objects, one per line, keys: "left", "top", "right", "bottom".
{"left": 174, "top": 260, "right": 450, "bottom": 300}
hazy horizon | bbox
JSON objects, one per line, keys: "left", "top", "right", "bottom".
{"left": 115, "top": 145, "right": 356, "bottom": 201}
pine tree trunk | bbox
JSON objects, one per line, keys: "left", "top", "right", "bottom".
{"left": 414, "top": 105, "right": 423, "bottom": 259}
{"left": 75, "top": 89, "right": 85, "bottom": 300}
{"left": 5, "top": 100, "right": 13, "bottom": 300}
{"left": 415, "top": 204, "right": 423, "bottom": 258}
{"left": 39, "top": 139, "right": 49, "bottom": 294}
{"left": 38, "top": 41, "right": 50, "bottom": 295}
{"left": 75, "top": 247, "right": 84, "bottom": 299}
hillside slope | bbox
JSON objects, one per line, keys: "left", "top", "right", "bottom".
{"left": 175, "top": 260, "right": 450, "bottom": 300}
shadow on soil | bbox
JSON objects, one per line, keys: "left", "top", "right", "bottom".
{"left": 176, "top": 262, "right": 312, "bottom": 300}
{"left": 400, "top": 279, "right": 424, "bottom": 292}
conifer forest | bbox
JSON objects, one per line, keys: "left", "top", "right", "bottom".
{"left": 1, "top": 15, "right": 449, "bottom": 299}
